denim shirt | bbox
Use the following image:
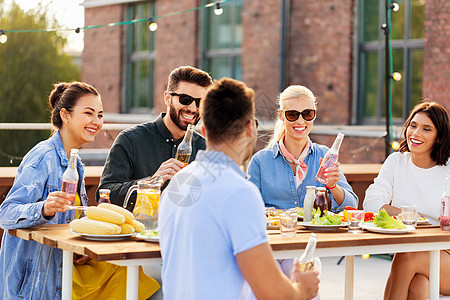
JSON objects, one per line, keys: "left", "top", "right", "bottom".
{"left": 0, "top": 131, "right": 87, "bottom": 300}
{"left": 248, "top": 142, "right": 358, "bottom": 210}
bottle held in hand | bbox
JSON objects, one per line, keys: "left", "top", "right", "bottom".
{"left": 296, "top": 233, "right": 317, "bottom": 272}
{"left": 62, "top": 149, "right": 79, "bottom": 209}
{"left": 315, "top": 132, "right": 344, "bottom": 184}
{"left": 175, "top": 124, "right": 194, "bottom": 166}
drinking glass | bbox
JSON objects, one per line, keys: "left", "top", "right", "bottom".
{"left": 280, "top": 211, "right": 297, "bottom": 237}
{"left": 401, "top": 205, "right": 417, "bottom": 227}
{"left": 348, "top": 210, "right": 364, "bottom": 234}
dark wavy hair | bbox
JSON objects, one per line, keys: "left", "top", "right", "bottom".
{"left": 49, "top": 82, "right": 100, "bottom": 129}
{"left": 399, "top": 100, "right": 449, "bottom": 165}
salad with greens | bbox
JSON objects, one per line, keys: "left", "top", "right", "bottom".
{"left": 311, "top": 208, "right": 343, "bottom": 225}
{"left": 374, "top": 209, "right": 407, "bottom": 229}
{"left": 141, "top": 230, "right": 159, "bottom": 238}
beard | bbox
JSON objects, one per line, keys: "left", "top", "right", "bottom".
{"left": 169, "top": 101, "right": 200, "bottom": 131}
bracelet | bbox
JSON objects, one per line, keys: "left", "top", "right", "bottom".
{"left": 325, "top": 184, "right": 337, "bottom": 190}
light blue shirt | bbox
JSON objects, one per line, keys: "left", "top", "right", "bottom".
{"left": 0, "top": 131, "right": 88, "bottom": 300}
{"left": 159, "top": 150, "right": 268, "bottom": 300}
{"left": 248, "top": 142, "right": 358, "bottom": 210}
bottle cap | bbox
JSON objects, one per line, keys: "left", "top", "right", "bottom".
{"left": 99, "top": 189, "right": 110, "bottom": 194}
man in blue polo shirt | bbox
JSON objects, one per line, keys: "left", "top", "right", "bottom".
{"left": 159, "top": 78, "right": 319, "bottom": 299}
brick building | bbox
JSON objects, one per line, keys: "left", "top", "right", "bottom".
{"left": 81, "top": 0, "right": 449, "bottom": 165}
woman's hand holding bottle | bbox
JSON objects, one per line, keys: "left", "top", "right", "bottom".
{"left": 319, "top": 158, "right": 341, "bottom": 189}
{"left": 42, "top": 191, "right": 73, "bottom": 217}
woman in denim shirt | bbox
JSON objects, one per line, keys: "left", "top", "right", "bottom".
{"left": 248, "top": 85, "right": 358, "bottom": 210}
{"left": 0, "top": 82, "right": 103, "bottom": 299}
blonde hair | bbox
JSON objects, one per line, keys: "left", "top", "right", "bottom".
{"left": 267, "top": 85, "right": 317, "bottom": 148}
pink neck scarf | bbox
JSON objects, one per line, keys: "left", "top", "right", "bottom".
{"left": 278, "top": 135, "right": 310, "bottom": 187}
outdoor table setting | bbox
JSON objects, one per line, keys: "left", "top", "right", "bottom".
{"left": 7, "top": 214, "right": 450, "bottom": 300}
{"left": 8, "top": 224, "right": 161, "bottom": 300}
{"left": 266, "top": 207, "right": 450, "bottom": 300}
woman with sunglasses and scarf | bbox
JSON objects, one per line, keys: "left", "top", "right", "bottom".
{"left": 248, "top": 85, "right": 357, "bottom": 279}
{"left": 248, "top": 85, "right": 357, "bottom": 212}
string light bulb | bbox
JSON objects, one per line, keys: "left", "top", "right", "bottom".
{"left": 391, "top": 141, "right": 400, "bottom": 151}
{"left": 361, "top": 254, "right": 370, "bottom": 260}
{"left": 214, "top": 3, "right": 223, "bottom": 16}
{"left": 148, "top": 18, "right": 158, "bottom": 32}
{"left": 391, "top": 72, "right": 402, "bottom": 81}
{"left": 389, "top": 2, "right": 400, "bottom": 12}
{"left": 0, "top": 30, "right": 7, "bottom": 44}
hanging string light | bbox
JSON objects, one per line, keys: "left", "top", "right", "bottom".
{"left": 391, "top": 72, "right": 402, "bottom": 81}
{"left": 0, "top": 0, "right": 229, "bottom": 42}
{"left": 389, "top": 2, "right": 400, "bottom": 12}
{"left": 0, "top": 30, "right": 7, "bottom": 44}
{"left": 391, "top": 141, "right": 400, "bottom": 151}
{"left": 214, "top": 3, "right": 224, "bottom": 16}
{"left": 148, "top": 18, "right": 158, "bottom": 32}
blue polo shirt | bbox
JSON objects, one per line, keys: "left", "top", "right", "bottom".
{"left": 159, "top": 150, "right": 268, "bottom": 300}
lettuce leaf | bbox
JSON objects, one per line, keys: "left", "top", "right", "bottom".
{"left": 374, "top": 209, "right": 407, "bottom": 229}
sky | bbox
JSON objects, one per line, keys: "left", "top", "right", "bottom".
{"left": 12, "top": 0, "right": 85, "bottom": 52}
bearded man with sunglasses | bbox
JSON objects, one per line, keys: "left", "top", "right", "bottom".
{"left": 97, "top": 66, "right": 213, "bottom": 211}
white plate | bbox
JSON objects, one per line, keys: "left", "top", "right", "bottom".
{"left": 135, "top": 233, "right": 159, "bottom": 243}
{"left": 69, "top": 229, "right": 135, "bottom": 241}
{"left": 361, "top": 222, "right": 416, "bottom": 234}
{"left": 417, "top": 218, "right": 429, "bottom": 225}
{"left": 298, "top": 221, "right": 349, "bottom": 230}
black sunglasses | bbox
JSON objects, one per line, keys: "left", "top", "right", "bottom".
{"left": 281, "top": 109, "right": 316, "bottom": 122}
{"left": 169, "top": 92, "right": 201, "bottom": 107}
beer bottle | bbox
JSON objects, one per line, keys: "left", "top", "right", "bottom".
{"left": 175, "top": 124, "right": 194, "bottom": 166}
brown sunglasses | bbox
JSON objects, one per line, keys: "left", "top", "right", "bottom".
{"left": 281, "top": 109, "right": 316, "bottom": 122}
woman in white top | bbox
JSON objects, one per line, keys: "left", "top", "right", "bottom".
{"left": 364, "top": 101, "right": 450, "bottom": 299}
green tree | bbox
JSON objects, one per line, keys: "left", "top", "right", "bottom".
{"left": 0, "top": 1, "right": 80, "bottom": 166}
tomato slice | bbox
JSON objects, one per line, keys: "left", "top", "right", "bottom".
{"left": 364, "top": 212, "right": 375, "bottom": 221}
{"left": 345, "top": 206, "right": 357, "bottom": 210}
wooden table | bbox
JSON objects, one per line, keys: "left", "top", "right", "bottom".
{"left": 9, "top": 224, "right": 161, "bottom": 300}
{"left": 9, "top": 224, "right": 450, "bottom": 300}
{"left": 269, "top": 225, "right": 450, "bottom": 300}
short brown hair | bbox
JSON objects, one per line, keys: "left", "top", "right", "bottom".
{"left": 167, "top": 66, "right": 213, "bottom": 91}
{"left": 399, "top": 100, "right": 449, "bottom": 165}
{"left": 200, "top": 78, "right": 255, "bottom": 143}
{"left": 49, "top": 82, "right": 100, "bottom": 129}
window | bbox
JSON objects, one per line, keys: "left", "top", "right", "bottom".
{"left": 201, "top": 0, "right": 243, "bottom": 79}
{"left": 125, "top": 1, "right": 156, "bottom": 113}
{"left": 358, "top": 0, "right": 424, "bottom": 124}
